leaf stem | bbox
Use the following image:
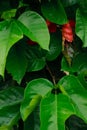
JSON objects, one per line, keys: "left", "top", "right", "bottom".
{"left": 59, "top": 84, "right": 68, "bottom": 95}
{"left": 46, "top": 64, "right": 56, "bottom": 85}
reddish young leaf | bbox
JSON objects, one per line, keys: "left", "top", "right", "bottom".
{"left": 62, "top": 20, "right": 75, "bottom": 42}
{"left": 27, "top": 39, "right": 37, "bottom": 45}
{"left": 46, "top": 20, "right": 57, "bottom": 33}
{"left": 69, "top": 20, "right": 75, "bottom": 28}
{"left": 46, "top": 20, "right": 51, "bottom": 26}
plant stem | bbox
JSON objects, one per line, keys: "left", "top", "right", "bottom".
{"left": 46, "top": 64, "right": 56, "bottom": 85}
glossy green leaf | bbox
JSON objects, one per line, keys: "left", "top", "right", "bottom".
{"left": 78, "top": 0, "right": 87, "bottom": 14}
{"left": 41, "top": 0, "right": 68, "bottom": 24}
{"left": 6, "top": 42, "right": 28, "bottom": 84}
{"left": 61, "top": 57, "right": 74, "bottom": 73}
{"left": 46, "top": 31, "right": 62, "bottom": 61}
{"left": 0, "top": 20, "right": 23, "bottom": 77}
{"left": 1, "top": 9, "right": 17, "bottom": 20}
{"left": 0, "top": 87, "right": 24, "bottom": 129}
{"left": 72, "top": 51, "right": 87, "bottom": 72}
{"left": 40, "top": 92, "right": 76, "bottom": 130}
{"left": 65, "top": 114, "right": 87, "bottom": 130}
{"left": 61, "top": 49, "right": 87, "bottom": 73}
{"left": 0, "top": 87, "right": 24, "bottom": 111}
{"left": 26, "top": 45, "right": 46, "bottom": 72}
{"left": 61, "top": 0, "right": 78, "bottom": 7}
{"left": 24, "top": 112, "right": 34, "bottom": 130}
{"left": 18, "top": 11, "right": 50, "bottom": 50}
{"left": 0, "top": 105, "right": 20, "bottom": 130}
{"left": 58, "top": 75, "right": 87, "bottom": 122}
{"left": 76, "top": 9, "right": 87, "bottom": 47}
{"left": 27, "top": 58, "right": 45, "bottom": 72}
{"left": 77, "top": 64, "right": 87, "bottom": 89}
{"left": 0, "top": 126, "right": 9, "bottom": 130}
{"left": 24, "top": 105, "right": 40, "bottom": 130}
{"left": 20, "top": 78, "right": 53, "bottom": 121}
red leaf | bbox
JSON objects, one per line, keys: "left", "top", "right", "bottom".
{"left": 62, "top": 21, "right": 74, "bottom": 42}
{"left": 46, "top": 20, "right": 57, "bottom": 33}
{"left": 27, "top": 39, "right": 37, "bottom": 45}
{"left": 69, "top": 20, "right": 75, "bottom": 28}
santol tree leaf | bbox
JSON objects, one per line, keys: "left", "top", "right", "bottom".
{"left": 76, "top": 9, "right": 87, "bottom": 47}
{"left": 58, "top": 75, "right": 87, "bottom": 123}
{"left": 26, "top": 45, "right": 46, "bottom": 72}
{"left": 46, "top": 31, "right": 62, "bottom": 61}
{"left": 0, "top": 86, "right": 24, "bottom": 129}
{"left": 78, "top": 0, "right": 87, "bottom": 14}
{"left": 20, "top": 78, "right": 53, "bottom": 121}
{"left": 41, "top": 0, "right": 68, "bottom": 24}
{"left": 61, "top": 0, "right": 78, "bottom": 7}
{"left": 18, "top": 11, "right": 50, "bottom": 50}
{"left": 40, "top": 92, "right": 76, "bottom": 130}
{"left": 6, "top": 42, "right": 28, "bottom": 84}
{"left": 0, "top": 20, "right": 23, "bottom": 78}
{"left": 77, "top": 64, "right": 87, "bottom": 89}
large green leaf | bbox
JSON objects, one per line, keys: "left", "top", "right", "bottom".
{"left": 58, "top": 75, "right": 87, "bottom": 122}
{"left": 41, "top": 0, "right": 68, "bottom": 24}
{"left": 0, "top": 87, "right": 24, "bottom": 108}
{"left": 1, "top": 9, "right": 17, "bottom": 20}
{"left": 71, "top": 51, "right": 87, "bottom": 72}
{"left": 24, "top": 105, "right": 40, "bottom": 130}
{"left": 78, "top": 0, "right": 87, "bottom": 14}
{"left": 61, "top": 49, "right": 87, "bottom": 73}
{"left": 18, "top": 11, "right": 50, "bottom": 50}
{"left": 26, "top": 45, "right": 46, "bottom": 72}
{"left": 40, "top": 92, "right": 76, "bottom": 130}
{"left": 6, "top": 42, "right": 28, "bottom": 84}
{"left": 61, "top": 57, "right": 74, "bottom": 73}
{"left": 0, "top": 20, "right": 23, "bottom": 77}
{"left": 61, "top": 0, "right": 78, "bottom": 7}
{"left": 77, "top": 64, "right": 87, "bottom": 89}
{"left": 76, "top": 9, "right": 87, "bottom": 47}
{"left": 0, "top": 105, "right": 20, "bottom": 130}
{"left": 46, "top": 31, "right": 62, "bottom": 61}
{"left": 0, "top": 86, "right": 24, "bottom": 129}
{"left": 20, "top": 78, "right": 53, "bottom": 121}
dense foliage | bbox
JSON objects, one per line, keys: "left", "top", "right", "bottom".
{"left": 0, "top": 0, "right": 87, "bottom": 130}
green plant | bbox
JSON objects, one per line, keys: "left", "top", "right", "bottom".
{"left": 0, "top": 0, "right": 87, "bottom": 130}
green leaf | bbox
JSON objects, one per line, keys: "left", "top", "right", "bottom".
{"left": 61, "top": 57, "right": 74, "bottom": 73}
{"left": 78, "top": 0, "right": 87, "bottom": 14}
{"left": 6, "top": 42, "right": 28, "bottom": 84}
{"left": 72, "top": 51, "right": 87, "bottom": 72}
{"left": 0, "top": 105, "right": 20, "bottom": 130}
{"left": 24, "top": 105, "right": 40, "bottom": 130}
{"left": 61, "top": 0, "right": 78, "bottom": 7}
{"left": 77, "top": 64, "right": 87, "bottom": 89}
{"left": 58, "top": 75, "right": 87, "bottom": 122}
{"left": 61, "top": 49, "right": 87, "bottom": 73}
{"left": 1, "top": 9, "right": 17, "bottom": 20}
{"left": 0, "top": 20, "right": 23, "bottom": 77}
{"left": 18, "top": 11, "right": 50, "bottom": 50}
{"left": 0, "top": 86, "right": 24, "bottom": 129}
{"left": 40, "top": 92, "right": 76, "bottom": 130}
{"left": 0, "top": 126, "right": 9, "bottom": 130}
{"left": 27, "top": 57, "right": 45, "bottom": 72}
{"left": 46, "top": 31, "right": 62, "bottom": 61}
{"left": 20, "top": 78, "right": 53, "bottom": 121}
{"left": 0, "top": 87, "right": 24, "bottom": 111}
{"left": 26, "top": 45, "right": 46, "bottom": 72}
{"left": 41, "top": 0, "right": 68, "bottom": 24}
{"left": 76, "top": 9, "right": 87, "bottom": 47}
